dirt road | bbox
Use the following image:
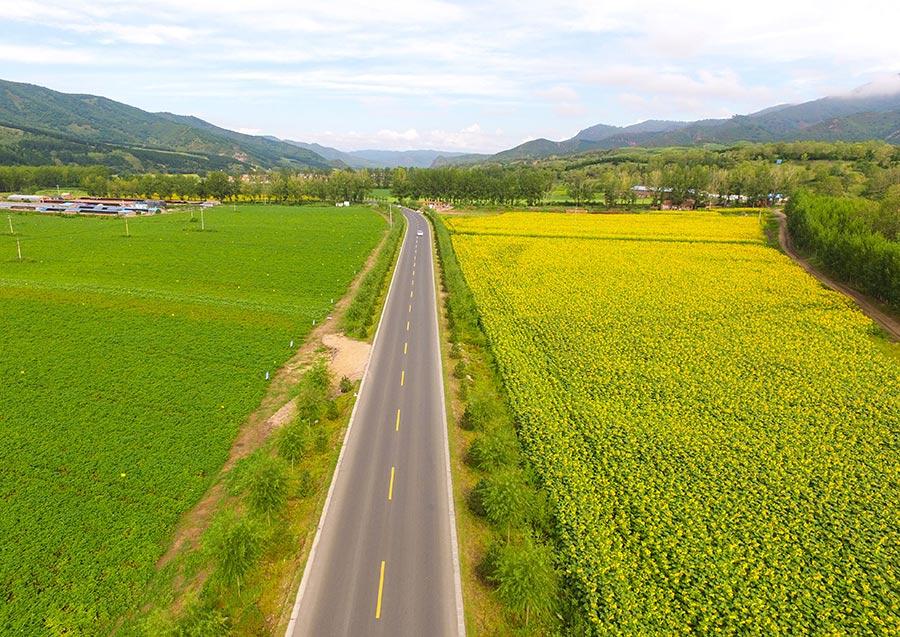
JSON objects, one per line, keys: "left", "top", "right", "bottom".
{"left": 775, "top": 212, "right": 899, "bottom": 341}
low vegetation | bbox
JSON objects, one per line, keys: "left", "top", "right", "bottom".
{"left": 131, "top": 359, "right": 359, "bottom": 634}
{"left": 342, "top": 209, "right": 406, "bottom": 338}
{"left": 0, "top": 205, "right": 384, "bottom": 634}
{"left": 449, "top": 210, "right": 898, "bottom": 634}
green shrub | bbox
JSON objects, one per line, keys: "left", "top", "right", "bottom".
{"left": 466, "top": 428, "right": 519, "bottom": 471}
{"left": 459, "top": 390, "right": 499, "bottom": 431}
{"left": 276, "top": 420, "right": 309, "bottom": 468}
{"left": 246, "top": 457, "right": 289, "bottom": 523}
{"left": 473, "top": 470, "right": 534, "bottom": 537}
{"left": 488, "top": 536, "right": 558, "bottom": 627}
{"left": 339, "top": 376, "right": 353, "bottom": 393}
{"left": 209, "top": 514, "right": 260, "bottom": 594}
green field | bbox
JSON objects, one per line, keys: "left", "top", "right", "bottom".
{"left": 0, "top": 205, "right": 385, "bottom": 634}
{"left": 449, "top": 212, "right": 899, "bottom": 634}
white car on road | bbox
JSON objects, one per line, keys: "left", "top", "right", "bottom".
{"left": 417, "top": 230, "right": 424, "bottom": 236}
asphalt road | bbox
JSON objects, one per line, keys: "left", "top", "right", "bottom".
{"left": 287, "top": 207, "right": 465, "bottom": 636}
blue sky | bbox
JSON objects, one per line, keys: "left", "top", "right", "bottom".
{"left": 1, "top": 0, "right": 898, "bottom": 152}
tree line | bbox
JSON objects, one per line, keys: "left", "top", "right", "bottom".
{"left": 392, "top": 166, "right": 554, "bottom": 205}
{"left": 786, "top": 189, "right": 899, "bottom": 309}
{"left": 0, "top": 166, "right": 375, "bottom": 203}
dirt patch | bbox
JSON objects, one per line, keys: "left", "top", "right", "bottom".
{"left": 322, "top": 333, "right": 371, "bottom": 382}
{"left": 775, "top": 212, "right": 899, "bottom": 341}
{"left": 156, "top": 226, "right": 388, "bottom": 570}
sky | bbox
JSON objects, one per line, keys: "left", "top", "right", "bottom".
{"left": 1, "top": 0, "right": 899, "bottom": 153}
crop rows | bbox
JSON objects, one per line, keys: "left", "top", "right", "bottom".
{"left": 450, "top": 212, "right": 899, "bottom": 633}
{"left": 0, "top": 205, "right": 384, "bottom": 634}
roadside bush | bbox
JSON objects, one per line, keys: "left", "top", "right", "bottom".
{"left": 459, "top": 389, "right": 500, "bottom": 431}
{"left": 466, "top": 427, "right": 519, "bottom": 471}
{"left": 295, "top": 361, "right": 331, "bottom": 423}
{"left": 247, "top": 457, "right": 289, "bottom": 523}
{"left": 339, "top": 376, "right": 353, "bottom": 393}
{"left": 489, "top": 536, "right": 558, "bottom": 627}
{"left": 473, "top": 470, "right": 534, "bottom": 538}
{"left": 209, "top": 514, "right": 260, "bottom": 594}
{"left": 452, "top": 360, "right": 467, "bottom": 380}
{"left": 276, "top": 420, "right": 309, "bottom": 468}
{"left": 325, "top": 399, "right": 340, "bottom": 420}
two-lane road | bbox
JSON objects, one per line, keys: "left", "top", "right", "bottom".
{"left": 287, "top": 208, "right": 464, "bottom": 636}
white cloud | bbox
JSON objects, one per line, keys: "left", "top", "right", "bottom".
{"left": 305, "top": 123, "right": 510, "bottom": 153}
{"left": 1, "top": 0, "right": 898, "bottom": 151}
{"left": 0, "top": 44, "right": 98, "bottom": 65}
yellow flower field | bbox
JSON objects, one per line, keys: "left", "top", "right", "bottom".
{"left": 450, "top": 211, "right": 899, "bottom": 634}
{"left": 446, "top": 210, "right": 763, "bottom": 243}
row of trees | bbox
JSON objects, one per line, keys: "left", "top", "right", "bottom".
{"left": 106, "top": 170, "right": 375, "bottom": 203}
{"left": 562, "top": 161, "right": 802, "bottom": 207}
{"left": 0, "top": 165, "right": 376, "bottom": 203}
{"left": 393, "top": 166, "right": 554, "bottom": 205}
{"left": 786, "top": 189, "right": 900, "bottom": 309}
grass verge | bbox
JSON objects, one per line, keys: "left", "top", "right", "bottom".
{"left": 342, "top": 207, "right": 406, "bottom": 339}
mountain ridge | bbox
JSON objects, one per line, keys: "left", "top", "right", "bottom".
{"left": 0, "top": 78, "right": 333, "bottom": 172}
{"left": 282, "top": 140, "right": 467, "bottom": 168}
{"left": 434, "top": 75, "right": 900, "bottom": 166}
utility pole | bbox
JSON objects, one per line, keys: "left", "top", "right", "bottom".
{"left": 124, "top": 216, "right": 130, "bottom": 237}
{"left": 16, "top": 237, "right": 22, "bottom": 261}
{"left": 7, "top": 215, "right": 13, "bottom": 235}
{"left": 201, "top": 208, "right": 205, "bottom": 231}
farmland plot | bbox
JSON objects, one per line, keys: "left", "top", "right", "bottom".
{"left": 449, "top": 211, "right": 899, "bottom": 634}
{"left": 0, "top": 205, "right": 384, "bottom": 634}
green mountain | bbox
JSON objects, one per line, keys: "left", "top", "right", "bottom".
{"left": 0, "top": 79, "right": 332, "bottom": 172}
{"left": 282, "top": 140, "right": 468, "bottom": 168}
{"left": 436, "top": 76, "right": 900, "bottom": 165}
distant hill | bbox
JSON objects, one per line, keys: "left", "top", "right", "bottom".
{"left": 0, "top": 79, "right": 332, "bottom": 172}
{"left": 437, "top": 75, "right": 900, "bottom": 165}
{"left": 283, "top": 140, "right": 467, "bottom": 168}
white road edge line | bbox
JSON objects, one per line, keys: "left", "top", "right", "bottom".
{"left": 425, "top": 208, "right": 467, "bottom": 637}
{"left": 285, "top": 213, "right": 409, "bottom": 636}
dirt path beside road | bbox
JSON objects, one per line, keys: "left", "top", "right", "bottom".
{"left": 775, "top": 212, "right": 899, "bottom": 341}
